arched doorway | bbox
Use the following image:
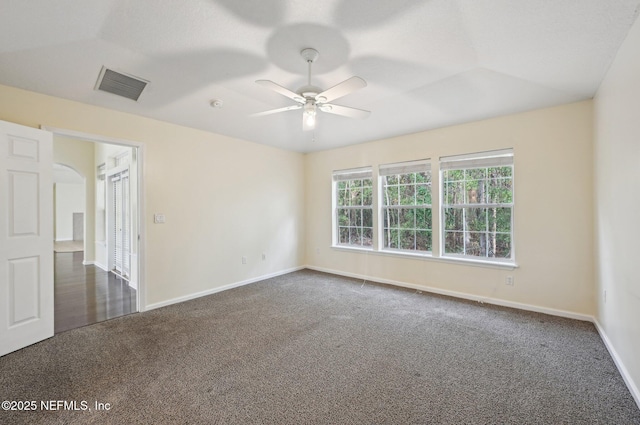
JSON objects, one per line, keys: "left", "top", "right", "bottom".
{"left": 53, "top": 163, "right": 85, "bottom": 255}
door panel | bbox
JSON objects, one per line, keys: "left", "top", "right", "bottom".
{"left": 0, "top": 120, "right": 53, "bottom": 357}
{"left": 9, "top": 171, "right": 40, "bottom": 236}
{"left": 9, "top": 257, "right": 40, "bottom": 325}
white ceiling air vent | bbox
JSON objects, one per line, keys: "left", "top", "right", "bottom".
{"left": 95, "top": 66, "right": 148, "bottom": 101}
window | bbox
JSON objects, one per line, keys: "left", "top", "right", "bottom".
{"left": 333, "top": 167, "right": 373, "bottom": 248}
{"left": 440, "top": 149, "right": 514, "bottom": 262}
{"left": 379, "top": 160, "right": 432, "bottom": 253}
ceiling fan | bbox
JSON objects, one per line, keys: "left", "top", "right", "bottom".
{"left": 252, "top": 48, "right": 370, "bottom": 131}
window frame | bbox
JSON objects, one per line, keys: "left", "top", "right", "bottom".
{"left": 332, "top": 167, "right": 374, "bottom": 250}
{"left": 439, "top": 149, "right": 515, "bottom": 264}
{"left": 378, "top": 159, "right": 432, "bottom": 255}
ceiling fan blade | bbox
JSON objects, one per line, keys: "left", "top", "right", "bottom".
{"left": 319, "top": 103, "right": 370, "bottom": 119}
{"left": 256, "top": 80, "right": 305, "bottom": 103}
{"left": 315, "top": 76, "right": 367, "bottom": 103}
{"left": 251, "top": 104, "right": 302, "bottom": 117}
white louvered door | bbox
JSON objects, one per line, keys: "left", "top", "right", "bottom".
{"left": 110, "top": 169, "right": 129, "bottom": 279}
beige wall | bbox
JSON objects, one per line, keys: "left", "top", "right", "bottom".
{"left": 305, "top": 101, "right": 594, "bottom": 317}
{"left": 0, "top": 84, "right": 306, "bottom": 307}
{"left": 53, "top": 136, "right": 96, "bottom": 261}
{"left": 0, "top": 85, "right": 596, "bottom": 316}
{"left": 594, "top": 13, "right": 640, "bottom": 404}
{"left": 54, "top": 182, "right": 84, "bottom": 241}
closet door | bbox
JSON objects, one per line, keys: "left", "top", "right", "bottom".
{"left": 110, "top": 169, "right": 129, "bottom": 278}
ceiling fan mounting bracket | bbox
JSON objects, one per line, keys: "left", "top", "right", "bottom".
{"left": 300, "top": 48, "right": 319, "bottom": 63}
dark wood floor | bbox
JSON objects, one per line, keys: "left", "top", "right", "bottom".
{"left": 54, "top": 251, "right": 137, "bottom": 333}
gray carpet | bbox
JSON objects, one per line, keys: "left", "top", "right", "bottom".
{"left": 1, "top": 269, "right": 639, "bottom": 424}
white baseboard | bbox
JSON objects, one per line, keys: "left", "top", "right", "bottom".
{"left": 305, "top": 265, "right": 593, "bottom": 322}
{"left": 592, "top": 319, "right": 640, "bottom": 409}
{"left": 55, "top": 238, "right": 73, "bottom": 242}
{"left": 82, "top": 260, "right": 108, "bottom": 272}
{"left": 94, "top": 262, "right": 108, "bottom": 272}
{"left": 144, "top": 266, "right": 305, "bottom": 311}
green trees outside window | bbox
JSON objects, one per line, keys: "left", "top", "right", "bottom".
{"left": 381, "top": 171, "right": 432, "bottom": 252}
{"left": 336, "top": 177, "right": 373, "bottom": 247}
{"left": 332, "top": 150, "right": 513, "bottom": 264}
{"left": 442, "top": 165, "right": 513, "bottom": 259}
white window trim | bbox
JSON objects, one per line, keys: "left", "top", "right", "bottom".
{"left": 332, "top": 167, "right": 374, "bottom": 250}
{"left": 378, "top": 159, "right": 433, "bottom": 254}
{"left": 328, "top": 151, "right": 518, "bottom": 270}
{"left": 439, "top": 149, "right": 515, "bottom": 264}
{"left": 330, "top": 244, "right": 518, "bottom": 269}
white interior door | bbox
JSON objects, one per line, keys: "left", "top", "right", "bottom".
{"left": 0, "top": 120, "right": 53, "bottom": 357}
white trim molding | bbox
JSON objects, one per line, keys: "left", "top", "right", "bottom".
{"left": 592, "top": 319, "right": 640, "bottom": 409}
{"left": 304, "top": 265, "right": 592, "bottom": 321}
{"left": 83, "top": 260, "right": 108, "bottom": 272}
{"left": 144, "top": 266, "right": 304, "bottom": 311}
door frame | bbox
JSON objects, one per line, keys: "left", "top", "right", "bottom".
{"left": 42, "top": 126, "right": 146, "bottom": 313}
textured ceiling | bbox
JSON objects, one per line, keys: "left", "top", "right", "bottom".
{"left": 1, "top": 0, "right": 639, "bottom": 152}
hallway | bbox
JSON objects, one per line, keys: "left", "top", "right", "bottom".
{"left": 54, "top": 251, "right": 136, "bottom": 333}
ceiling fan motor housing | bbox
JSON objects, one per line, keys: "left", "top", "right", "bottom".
{"left": 297, "top": 85, "right": 322, "bottom": 100}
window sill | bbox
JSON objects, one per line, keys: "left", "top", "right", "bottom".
{"left": 331, "top": 245, "right": 374, "bottom": 253}
{"left": 436, "top": 255, "right": 518, "bottom": 270}
{"left": 379, "top": 249, "right": 432, "bottom": 260}
{"left": 330, "top": 245, "right": 518, "bottom": 270}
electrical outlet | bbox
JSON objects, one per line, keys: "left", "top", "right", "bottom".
{"left": 153, "top": 213, "right": 165, "bottom": 224}
{"left": 242, "top": 256, "right": 247, "bottom": 265}
{"left": 505, "top": 276, "right": 514, "bottom": 286}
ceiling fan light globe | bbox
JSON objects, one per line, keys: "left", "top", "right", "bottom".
{"left": 305, "top": 113, "right": 316, "bottom": 127}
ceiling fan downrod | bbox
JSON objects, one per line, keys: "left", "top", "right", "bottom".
{"left": 301, "top": 48, "right": 319, "bottom": 88}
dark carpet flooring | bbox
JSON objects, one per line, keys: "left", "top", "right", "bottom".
{"left": 1, "top": 269, "right": 639, "bottom": 424}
